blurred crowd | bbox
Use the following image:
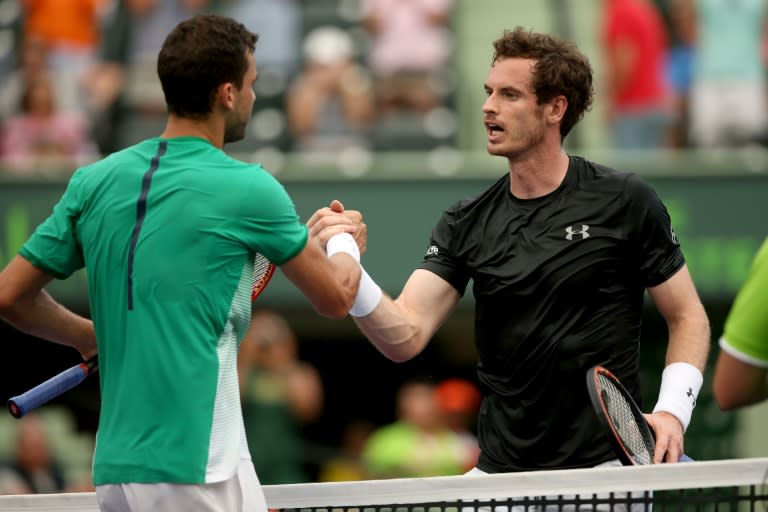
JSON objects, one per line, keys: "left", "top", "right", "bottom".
{"left": 0, "top": 0, "right": 458, "bottom": 177}
{"left": 1, "top": 0, "right": 766, "bottom": 178}
{"left": 0, "top": 308, "right": 483, "bottom": 492}
{"left": 236, "top": 309, "right": 482, "bottom": 484}
{"left": 602, "top": 0, "right": 767, "bottom": 150}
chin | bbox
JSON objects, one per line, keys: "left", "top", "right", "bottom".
{"left": 486, "top": 144, "right": 507, "bottom": 157}
{"left": 224, "top": 129, "right": 246, "bottom": 145}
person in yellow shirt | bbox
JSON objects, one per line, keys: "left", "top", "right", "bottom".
{"left": 362, "top": 380, "right": 466, "bottom": 478}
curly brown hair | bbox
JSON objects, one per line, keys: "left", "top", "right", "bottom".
{"left": 158, "top": 14, "right": 258, "bottom": 119}
{"left": 492, "top": 27, "right": 594, "bottom": 140}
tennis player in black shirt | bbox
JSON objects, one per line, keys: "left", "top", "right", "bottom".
{"left": 312, "top": 27, "right": 710, "bottom": 472}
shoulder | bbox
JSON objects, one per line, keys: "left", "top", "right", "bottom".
{"left": 208, "top": 150, "right": 275, "bottom": 183}
{"left": 441, "top": 174, "right": 509, "bottom": 224}
{"left": 572, "top": 156, "right": 654, "bottom": 199}
{"left": 573, "top": 156, "right": 632, "bottom": 184}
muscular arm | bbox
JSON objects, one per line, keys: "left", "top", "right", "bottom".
{"left": 281, "top": 237, "right": 361, "bottom": 320}
{"left": 646, "top": 264, "right": 710, "bottom": 462}
{"left": 648, "top": 265, "right": 710, "bottom": 372}
{"left": 0, "top": 255, "right": 96, "bottom": 359}
{"left": 713, "top": 352, "right": 768, "bottom": 410}
{"left": 305, "top": 199, "right": 457, "bottom": 360}
{"left": 712, "top": 239, "right": 768, "bottom": 410}
{"left": 353, "top": 269, "right": 461, "bottom": 362}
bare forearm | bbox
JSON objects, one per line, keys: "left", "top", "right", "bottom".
{"left": 353, "top": 297, "right": 427, "bottom": 363}
{"left": 713, "top": 351, "right": 768, "bottom": 410}
{"left": 353, "top": 270, "right": 459, "bottom": 363}
{"left": 733, "top": 373, "right": 768, "bottom": 408}
{"left": 1, "top": 290, "right": 96, "bottom": 358}
{"left": 664, "top": 308, "right": 710, "bottom": 372}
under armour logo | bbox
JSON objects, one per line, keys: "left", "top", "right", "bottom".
{"left": 565, "top": 225, "right": 590, "bottom": 240}
{"left": 687, "top": 387, "right": 696, "bottom": 407}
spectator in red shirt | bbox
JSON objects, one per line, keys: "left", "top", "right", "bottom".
{"left": 602, "top": 0, "right": 672, "bottom": 150}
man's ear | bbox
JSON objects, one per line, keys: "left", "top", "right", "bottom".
{"left": 216, "top": 82, "right": 235, "bottom": 111}
{"left": 547, "top": 95, "right": 568, "bottom": 125}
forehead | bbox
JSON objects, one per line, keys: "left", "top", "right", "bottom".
{"left": 486, "top": 57, "right": 536, "bottom": 89}
{"left": 246, "top": 51, "right": 257, "bottom": 76}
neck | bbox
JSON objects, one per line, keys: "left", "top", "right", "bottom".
{"left": 507, "top": 143, "right": 570, "bottom": 199}
{"left": 160, "top": 114, "right": 225, "bottom": 149}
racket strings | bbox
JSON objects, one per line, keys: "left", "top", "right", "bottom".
{"left": 251, "top": 253, "right": 276, "bottom": 301}
{"left": 597, "top": 374, "right": 654, "bottom": 465}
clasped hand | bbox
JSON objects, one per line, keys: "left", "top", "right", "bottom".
{"left": 307, "top": 199, "right": 367, "bottom": 255}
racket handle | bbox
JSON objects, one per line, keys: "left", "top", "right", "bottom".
{"left": 7, "top": 360, "right": 97, "bottom": 419}
{"left": 678, "top": 454, "right": 695, "bottom": 462}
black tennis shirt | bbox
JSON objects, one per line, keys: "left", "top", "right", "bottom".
{"left": 419, "top": 156, "right": 685, "bottom": 472}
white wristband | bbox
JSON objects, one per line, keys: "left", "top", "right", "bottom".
{"left": 652, "top": 362, "right": 703, "bottom": 432}
{"left": 326, "top": 232, "right": 360, "bottom": 262}
{"left": 349, "top": 266, "right": 382, "bottom": 317}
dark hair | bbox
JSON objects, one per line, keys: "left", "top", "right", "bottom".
{"left": 492, "top": 27, "right": 594, "bottom": 140}
{"left": 158, "top": 14, "right": 258, "bottom": 119}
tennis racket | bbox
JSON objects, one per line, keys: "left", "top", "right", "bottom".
{"left": 8, "top": 356, "right": 98, "bottom": 419}
{"left": 251, "top": 253, "right": 276, "bottom": 302}
{"left": 7, "top": 253, "right": 276, "bottom": 419}
{"left": 586, "top": 365, "right": 656, "bottom": 466}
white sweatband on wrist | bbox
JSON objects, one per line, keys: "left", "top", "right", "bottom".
{"left": 326, "top": 232, "right": 360, "bottom": 262}
{"left": 652, "top": 362, "right": 703, "bottom": 432}
{"left": 349, "top": 266, "right": 382, "bottom": 317}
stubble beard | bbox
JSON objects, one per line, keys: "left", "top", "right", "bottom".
{"left": 223, "top": 116, "right": 248, "bottom": 144}
{"left": 488, "top": 117, "right": 547, "bottom": 161}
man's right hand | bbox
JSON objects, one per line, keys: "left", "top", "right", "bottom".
{"left": 307, "top": 200, "right": 367, "bottom": 255}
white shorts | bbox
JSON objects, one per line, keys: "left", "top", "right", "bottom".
{"left": 689, "top": 80, "right": 767, "bottom": 147}
{"left": 95, "top": 459, "right": 268, "bottom": 512}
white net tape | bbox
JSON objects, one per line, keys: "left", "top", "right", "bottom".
{"left": 0, "top": 458, "right": 766, "bottom": 511}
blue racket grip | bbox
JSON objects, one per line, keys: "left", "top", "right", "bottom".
{"left": 7, "top": 359, "right": 97, "bottom": 418}
{"left": 679, "top": 454, "right": 694, "bottom": 462}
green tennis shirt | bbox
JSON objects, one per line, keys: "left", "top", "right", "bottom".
{"left": 20, "top": 137, "right": 308, "bottom": 485}
{"left": 720, "top": 238, "right": 768, "bottom": 366}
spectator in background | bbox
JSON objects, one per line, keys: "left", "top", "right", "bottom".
{"left": 318, "top": 419, "right": 374, "bottom": 482}
{"left": 435, "top": 378, "right": 481, "bottom": 472}
{"left": 0, "top": 414, "right": 78, "bottom": 494}
{"left": 0, "top": 74, "right": 97, "bottom": 175}
{"left": 0, "top": 35, "right": 49, "bottom": 121}
{"left": 688, "top": 0, "right": 767, "bottom": 148}
{"left": 665, "top": 0, "right": 696, "bottom": 148}
{"left": 362, "top": 380, "right": 466, "bottom": 479}
{"left": 20, "top": 0, "right": 108, "bottom": 113}
{"left": 83, "top": 0, "right": 212, "bottom": 154}
{"left": 361, "top": 0, "right": 453, "bottom": 116}
{"left": 238, "top": 309, "right": 324, "bottom": 484}
{"left": 286, "top": 26, "right": 375, "bottom": 156}
{"left": 601, "top": 0, "right": 671, "bottom": 150}
{"left": 216, "top": 0, "right": 301, "bottom": 77}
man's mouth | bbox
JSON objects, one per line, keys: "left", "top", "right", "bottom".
{"left": 485, "top": 122, "right": 504, "bottom": 136}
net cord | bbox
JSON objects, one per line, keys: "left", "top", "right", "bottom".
{"left": 0, "top": 457, "right": 765, "bottom": 511}
{"left": 263, "top": 457, "right": 768, "bottom": 508}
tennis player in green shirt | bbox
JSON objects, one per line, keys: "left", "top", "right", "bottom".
{"left": 0, "top": 14, "right": 367, "bottom": 512}
{"left": 714, "top": 238, "right": 768, "bottom": 410}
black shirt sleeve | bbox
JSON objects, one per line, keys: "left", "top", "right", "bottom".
{"left": 624, "top": 173, "right": 685, "bottom": 287}
{"left": 418, "top": 208, "right": 472, "bottom": 295}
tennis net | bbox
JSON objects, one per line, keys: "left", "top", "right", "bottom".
{"left": 0, "top": 457, "right": 766, "bottom": 511}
